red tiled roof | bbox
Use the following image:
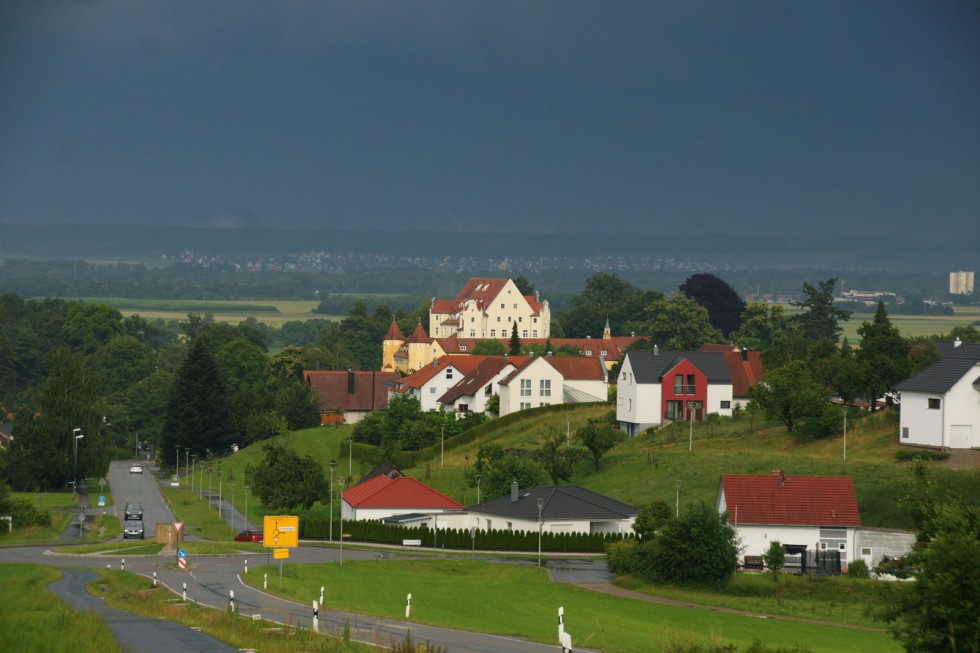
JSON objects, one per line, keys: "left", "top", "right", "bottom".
{"left": 343, "top": 475, "right": 462, "bottom": 510}
{"left": 544, "top": 356, "right": 607, "bottom": 380}
{"left": 431, "top": 299, "right": 457, "bottom": 314}
{"left": 699, "top": 344, "right": 765, "bottom": 397}
{"left": 404, "top": 322, "right": 431, "bottom": 344}
{"left": 719, "top": 473, "right": 861, "bottom": 527}
{"left": 383, "top": 320, "right": 405, "bottom": 342}
{"left": 455, "top": 278, "right": 509, "bottom": 304}
{"left": 303, "top": 370, "right": 400, "bottom": 412}
{"left": 439, "top": 357, "right": 516, "bottom": 403}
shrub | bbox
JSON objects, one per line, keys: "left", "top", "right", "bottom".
{"left": 895, "top": 449, "right": 950, "bottom": 462}
{"left": 846, "top": 559, "right": 869, "bottom": 578}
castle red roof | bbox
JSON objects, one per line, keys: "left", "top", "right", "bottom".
{"left": 343, "top": 475, "right": 462, "bottom": 510}
{"left": 383, "top": 320, "right": 405, "bottom": 342}
{"left": 718, "top": 473, "right": 861, "bottom": 527}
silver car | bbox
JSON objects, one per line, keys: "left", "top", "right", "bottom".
{"left": 123, "top": 520, "right": 144, "bottom": 540}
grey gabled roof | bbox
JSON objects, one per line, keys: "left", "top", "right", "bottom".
{"left": 895, "top": 357, "right": 980, "bottom": 394}
{"left": 937, "top": 342, "right": 980, "bottom": 360}
{"left": 624, "top": 350, "right": 732, "bottom": 384}
{"left": 466, "top": 486, "right": 638, "bottom": 521}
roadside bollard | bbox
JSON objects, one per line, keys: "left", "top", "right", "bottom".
{"left": 263, "top": 573, "right": 267, "bottom": 590}
{"left": 153, "top": 571, "right": 157, "bottom": 587}
{"left": 182, "top": 582, "right": 187, "bottom": 602}
{"left": 406, "top": 593, "right": 412, "bottom": 619}
{"left": 121, "top": 558, "right": 125, "bottom": 571}
{"left": 320, "top": 585, "right": 324, "bottom": 606}
{"left": 244, "top": 559, "right": 248, "bottom": 574}
{"left": 229, "top": 590, "right": 236, "bottom": 613}
{"left": 313, "top": 600, "right": 319, "bottom": 633}
{"left": 106, "top": 563, "right": 111, "bottom": 569}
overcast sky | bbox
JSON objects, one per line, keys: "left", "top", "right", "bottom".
{"left": 1, "top": 1, "right": 978, "bottom": 239}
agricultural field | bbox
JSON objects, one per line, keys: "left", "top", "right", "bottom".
{"left": 77, "top": 296, "right": 329, "bottom": 326}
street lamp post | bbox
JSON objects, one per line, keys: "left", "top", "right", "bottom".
{"left": 329, "top": 461, "right": 336, "bottom": 543}
{"left": 218, "top": 462, "right": 223, "bottom": 521}
{"left": 536, "top": 497, "right": 545, "bottom": 567}
{"left": 675, "top": 480, "right": 681, "bottom": 517}
{"left": 339, "top": 479, "right": 346, "bottom": 566}
{"left": 348, "top": 436, "right": 353, "bottom": 477}
{"left": 440, "top": 424, "right": 445, "bottom": 467}
{"left": 231, "top": 485, "right": 237, "bottom": 532}
{"left": 72, "top": 429, "right": 84, "bottom": 497}
{"left": 688, "top": 405, "right": 700, "bottom": 452}
{"left": 185, "top": 448, "right": 189, "bottom": 480}
{"left": 842, "top": 406, "right": 848, "bottom": 462}
{"left": 191, "top": 455, "right": 197, "bottom": 494}
{"left": 475, "top": 474, "right": 482, "bottom": 504}
{"left": 175, "top": 445, "right": 180, "bottom": 479}
{"left": 208, "top": 466, "right": 212, "bottom": 509}
{"left": 244, "top": 488, "right": 249, "bottom": 530}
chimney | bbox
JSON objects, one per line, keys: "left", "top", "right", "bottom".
{"left": 653, "top": 344, "right": 659, "bottom": 357}
{"left": 510, "top": 481, "right": 519, "bottom": 502}
{"left": 742, "top": 348, "right": 749, "bottom": 361}
{"left": 347, "top": 369, "right": 355, "bottom": 395}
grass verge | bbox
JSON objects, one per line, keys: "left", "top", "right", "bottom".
{"left": 0, "top": 564, "right": 122, "bottom": 653}
{"left": 244, "top": 558, "right": 900, "bottom": 653}
{"left": 89, "top": 567, "right": 375, "bottom": 652}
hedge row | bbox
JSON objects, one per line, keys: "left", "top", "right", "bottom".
{"left": 301, "top": 517, "right": 628, "bottom": 553}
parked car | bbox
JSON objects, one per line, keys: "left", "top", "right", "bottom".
{"left": 129, "top": 463, "right": 143, "bottom": 474}
{"left": 123, "top": 520, "right": 144, "bottom": 540}
{"left": 124, "top": 502, "right": 143, "bottom": 520}
{"left": 234, "top": 530, "right": 263, "bottom": 543}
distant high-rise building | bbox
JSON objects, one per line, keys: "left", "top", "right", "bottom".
{"left": 949, "top": 271, "right": 974, "bottom": 295}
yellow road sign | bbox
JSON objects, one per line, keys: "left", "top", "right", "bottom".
{"left": 263, "top": 515, "right": 299, "bottom": 548}
{"left": 273, "top": 548, "right": 289, "bottom": 559}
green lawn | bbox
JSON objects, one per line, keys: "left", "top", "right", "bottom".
{"left": 160, "top": 487, "right": 238, "bottom": 541}
{"left": 246, "top": 558, "right": 899, "bottom": 653}
{"left": 0, "top": 565, "right": 122, "bottom": 653}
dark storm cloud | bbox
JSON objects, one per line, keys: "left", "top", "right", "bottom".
{"left": 0, "top": 1, "right": 977, "bottom": 241}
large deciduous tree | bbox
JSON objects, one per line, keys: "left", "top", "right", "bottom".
{"left": 162, "top": 337, "right": 236, "bottom": 465}
{"left": 730, "top": 303, "right": 790, "bottom": 352}
{"left": 249, "top": 443, "right": 328, "bottom": 512}
{"left": 576, "top": 418, "right": 625, "bottom": 471}
{"left": 678, "top": 273, "right": 746, "bottom": 339}
{"left": 641, "top": 293, "right": 724, "bottom": 350}
{"left": 641, "top": 501, "right": 739, "bottom": 583}
{"left": 791, "top": 278, "right": 851, "bottom": 342}
{"left": 856, "top": 302, "right": 910, "bottom": 411}
{"left": 747, "top": 360, "right": 829, "bottom": 434}
{"left": 560, "top": 273, "right": 659, "bottom": 338}
{"left": 880, "top": 466, "right": 980, "bottom": 652}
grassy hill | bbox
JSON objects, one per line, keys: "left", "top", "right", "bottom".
{"left": 221, "top": 403, "right": 978, "bottom": 531}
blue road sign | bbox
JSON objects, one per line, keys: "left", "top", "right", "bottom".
{"left": 177, "top": 549, "right": 187, "bottom": 559}
{"left": 98, "top": 495, "right": 105, "bottom": 503}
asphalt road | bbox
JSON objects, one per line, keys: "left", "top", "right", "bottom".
{"left": 3, "top": 459, "right": 598, "bottom": 652}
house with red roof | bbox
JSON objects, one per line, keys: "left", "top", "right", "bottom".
{"left": 698, "top": 343, "right": 765, "bottom": 406}
{"left": 498, "top": 354, "right": 607, "bottom": 416}
{"left": 304, "top": 370, "right": 400, "bottom": 425}
{"left": 437, "top": 356, "right": 521, "bottom": 414}
{"left": 716, "top": 470, "right": 862, "bottom": 566}
{"left": 340, "top": 474, "right": 463, "bottom": 522}
{"left": 388, "top": 356, "right": 508, "bottom": 412}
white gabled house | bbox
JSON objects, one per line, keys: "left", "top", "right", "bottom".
{"left": 436, "top": 357, "right": 520, "bottom": 414}
{"left": 716, "top": 470, "right": 862, "bottom": 566}
{"left": 616, "top": 348, "right": 734, "bottom": 437}
{"left": 497, "top": 355, "right": 607, "bottom": 417}
{"left": 894, "top": 340, "right": 980, "bottom": 449}
{"left": 467, "top": 483, "right": 639, "bottom": 535}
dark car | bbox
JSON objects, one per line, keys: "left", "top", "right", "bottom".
{"left": 124, "top": 502, "right": 143, "bottom": 520}
{"left": 123, "top": 520, "right": 144, "bottom": 540}
{"left": 234, "top": 530, "right": 263, "bottom": 543}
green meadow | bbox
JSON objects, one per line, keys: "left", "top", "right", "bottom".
{"left": 246, "top": 558, "right": 899, "bottom": 653}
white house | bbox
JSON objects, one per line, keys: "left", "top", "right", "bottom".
{"left": 497, "top": 355, "right": 607, "bottom": 417}
{"left": 716, "top": 470, "right": 862, "bottom": 565}
{"left": 467, "top": 483, "right": 638, "bottom": 535}
{"left": 340, "top": 474, "right": 462, "bottom": 522}
{"left": 894, "top": 340, "right": 980, "bottom": 449}
{"left": 437, "top": 357, "right": 519, "bottom": 414}
{"left": 389, "top": 356, "right": 499, "bottom": 412}
{"left": 617, "top": 348, "right": 734, "bottom": 437}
